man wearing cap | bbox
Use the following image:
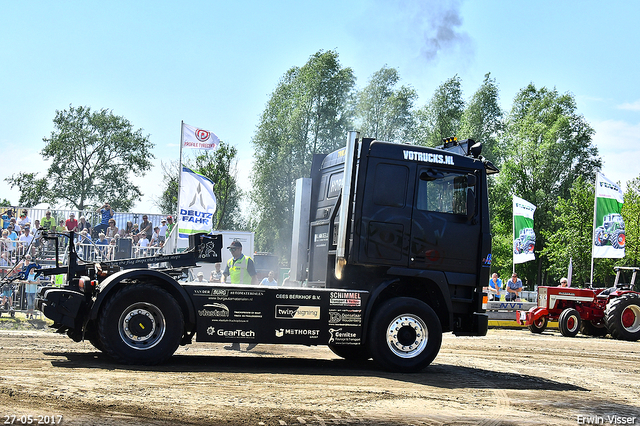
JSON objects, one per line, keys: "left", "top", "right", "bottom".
{"left": 223, "top": 241, "right": 257, "bottom": 285}
{"left": 166, "top": 216, "right": 175, "bottom": 234}
{"left": 196, "top": 272, "right": 205, "bottom": 282}
{"left": 66, "top": 213, "right": 79, "bottom": 232}
{"left": 223, "top": 240, "right": 258, "bottom": 351}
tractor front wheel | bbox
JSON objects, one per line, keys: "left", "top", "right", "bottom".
{"left": 605, "top": 294, "right": 640, "bottom": 341}
{"left": 558, "top": 308, "right": 581, "bottom": 337}
{"left": 528, "top": 316, "right": 547, "bottom": 333}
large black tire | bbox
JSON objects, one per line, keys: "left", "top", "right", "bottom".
{"left": 98, "top": 283, "right": 184, "bottom": 365}
{"left": 580, "top": 320, "right": 608, "bottom": 337}
{"left": 611, "top": 230, "right": 625, "bottom": 249}
{"left": 558, "top": 308, "right": 581, "bottom": 337}
{"left": 605, "top": 294, "right": 640, "bottom": 341}
{"left": 328, "top": 344, "right": 371, "bottom": 361}
{"left": 367, "top": 297, "right": 442, "bottom": 373}
{"left": 527, "top": 316, "right": 547, "bottom": 333}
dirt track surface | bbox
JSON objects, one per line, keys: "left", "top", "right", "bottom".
{"left": 0, "top": 322, "right": 639, "bottom": 426}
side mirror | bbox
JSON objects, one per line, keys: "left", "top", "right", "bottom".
{"left": 466, "top": 188, "right": 476, "bottom": 221}
{"left": 467, "top": 174, "right": 477, "bottom": 187}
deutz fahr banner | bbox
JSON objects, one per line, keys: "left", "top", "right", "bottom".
{"left": 592, "top": 172, "right": 625, "bottom": 258}
{"left": 513, "top": 196, "right": 536, "bottom": 264}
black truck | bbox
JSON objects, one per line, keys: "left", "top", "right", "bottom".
{"left": 34, "top": 131, "right": 497, "bottom": 372}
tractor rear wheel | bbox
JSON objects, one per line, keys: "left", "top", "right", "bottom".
{"left": 558, "top": 308, "right": 581, "bottom": 337}
{"left": 527, "top": 315, "right": 547, "bottom": 333}
{"left": 580, "top": 320, "right": 608, "bottom": 337}
{"left": 605, "top": 294, "right": 640, "bottom": 341}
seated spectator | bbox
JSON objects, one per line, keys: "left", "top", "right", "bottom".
{"left": 150, "top": 227, "right": 160, "bottom": 246}
{"left": 137, "top": 232, "right": 149, "bottom": 256}
{"left": 18, "top": 209, "right": 31, "bottom": 229}
{"left": 120, "top": 221, "right": 134, "bottom": 238}
{"left": 106, "top": 218, "right": 119, "bottom": 239}
{"left": 41, "top": 211, "right": 56, "bottom": 232}
{"left": 18, "top": 225, "right": 35, "bottom": 256}
{"left": 78, "top": 216, "right": 92, "bottom": 236}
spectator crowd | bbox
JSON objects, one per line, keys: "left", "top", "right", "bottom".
{"left": 1, "top": 206, "right": 175, "bottom": 276}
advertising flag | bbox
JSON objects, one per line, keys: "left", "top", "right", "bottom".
{"left": 178, "top": 166, "right": 217, "bottom": 239}
{"left": 513, "top": 196, "right": 536, "bottom": 264}
{"left": 182, "top": 122, "right": 220, "bottom": 150}
{"left": 592, "top": 172, "right": 625, "bottom": 258}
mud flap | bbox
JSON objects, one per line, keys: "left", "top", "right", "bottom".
{"left": 41, "top": 289, "right": 86, "bottom": 329}
{"left": 454, "top": 312, "right": 488, "bottom": 336}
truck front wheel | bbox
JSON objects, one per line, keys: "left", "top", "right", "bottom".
{"left": 368, "top": 297, "right": 442, "bottom": 373}
{"left": 98, "top": 283, "right": 184, "bottom": 365}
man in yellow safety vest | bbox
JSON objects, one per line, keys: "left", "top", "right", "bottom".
{"left": 222, "top": 240, "right": 258, "bottom": 351}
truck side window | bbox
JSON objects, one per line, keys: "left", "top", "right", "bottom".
{"left": 417, "top": 171, "right": 470, "bottom": 215}
{"left": 327, "top": 173, "right": 343, "bottom": 199}
{"left": 373, "top": 163, "right": 408, "bottom": 207}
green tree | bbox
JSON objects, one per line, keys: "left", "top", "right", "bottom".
{"left": 622, "top": 176, "right": 640, "bottom": 267}
{"left": 192, "top": 142, "right": 244, "bottom": 230}
{"left": 458, "top": 73, "right": 504, "bottom": 164}
{"left": 412, "top": 75, "right": 464, "bottom": 147}
{"left": 491, "top": 84, "right": 601, "bottom": 287}
{"left": 6, "top": 105, "right": 154, "bottom": 211}
{"left": 156, "top": 160, "right": 180, "bottom": 216}
{"left": 355, "top": 66, "right": 416, "bottom": 142}
{"left": 251, "top": 50, "right": 356, "bottom": 260}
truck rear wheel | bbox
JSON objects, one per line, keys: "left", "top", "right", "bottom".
{"left": 367, "top": 297, "right": 442, "bottom": 373}
{"left": 605, "top": 294, "right": 640, "bottom": 341}
{"left": 328, "top": 344, "right": 371, "bottom": 361}
{"left": 98, "top": 283, "right": 184, "bottom": 365}
{"left": 527, "top": 316, "right": 547, "bottom": 333}
{"left": 558, "top": 308, "right": 581, "bottom": 337}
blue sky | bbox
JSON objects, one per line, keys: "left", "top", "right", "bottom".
{"left": 2, "top": 0, "right": 639, "bottom": 214}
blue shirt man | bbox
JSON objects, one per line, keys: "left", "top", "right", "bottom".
{"left": 506, "top": 273, "right": 523, "bottom": 301}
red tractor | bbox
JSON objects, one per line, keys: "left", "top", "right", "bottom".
{"left": 517, "top": 267, "right": 640, "bottom": 341}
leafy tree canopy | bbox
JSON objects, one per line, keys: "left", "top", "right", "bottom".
{"left": 6, "top": 105, "right": 154, "bottom": 211}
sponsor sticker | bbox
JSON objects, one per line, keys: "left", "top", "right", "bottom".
{"left": 275, "top": 305, "right": 321, "bottom": 320}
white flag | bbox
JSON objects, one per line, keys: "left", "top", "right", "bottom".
{"left": 182, "top": 122, "right": 220, "bottom": 150}
{"left": 178, "top": 166, "right": 217, "bottom": 239}
{"left": 592, "top": 172, "right": 625, "bottom": 258}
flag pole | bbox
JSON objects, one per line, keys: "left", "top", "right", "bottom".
{"left": 512, "top": 195, "right": 515, "bottom": 275}
{"left": 590, "top": 172, "right": 599, "bottom": 286}
{"left": 174, "top": 121, "right": 185, "bottom": 251}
